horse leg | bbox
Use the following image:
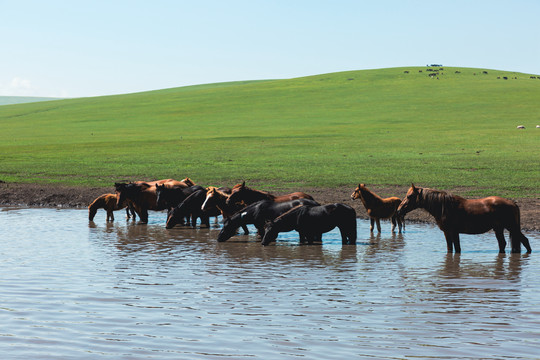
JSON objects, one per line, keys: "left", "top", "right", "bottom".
{"left": 370, "top": 218, "right": 375, "bottom": 232}
{"left": 139, "top": 208, "right": 149, "bottom": 224}
{"left": 494, "top": 227, "right": 507, "bottom": 253}
{"left": 107, "top": 210, "right": 114, "bottom": 222}
{"left": 201, "top": 215, "right": 210, "bottom": 228}
{"left": 339, "top": 227, "right": 348, "bottom": 245}
{"left": 375, "top": 218, "right": 381, "bottom": 233}
{"left": 510, "top": 230, "right": 531, "bottom": 253}
{"left": 393, "top": 214, "right": 403, "bottom": 233}
{"left": 453, "top": 233, "right": 461, "bottom": 253}
{"left": 443, "top": 230, "right": 455, "bottom": 252}
{"left": 241, "top": 224, "right": 249, "bottom": 235}
{"left": 520, "top": 233, "right": 532, "bottom": 253}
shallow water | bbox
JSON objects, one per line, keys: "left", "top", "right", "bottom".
{"left": 1, "top": 207, "right": 539, "bottom": 359}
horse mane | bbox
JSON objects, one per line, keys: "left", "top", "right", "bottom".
{"left": 232, "top": 183, "right": 276, "bottom": 200}
{"left": 419, "top": 188, "right": 460, "bottom": 218}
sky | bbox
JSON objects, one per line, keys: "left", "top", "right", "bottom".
{"left": 1, "top": 0, "right": 539, "bottom": 98}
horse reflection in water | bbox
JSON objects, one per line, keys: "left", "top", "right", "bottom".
{"left": 397, "top": 184, "right": 531, "bottom": 253}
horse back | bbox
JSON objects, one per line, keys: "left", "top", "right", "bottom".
{"left": 448, "top": 196, "right": 521, "bottom": 234}
{"left": 274, "top": 192, "right": 314, "bottom": 202}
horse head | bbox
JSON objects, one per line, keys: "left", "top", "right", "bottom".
{"left": 155, "top": 183, "right": 167, "bottom": 208}
{"left": 226, "top": 181, "right": 246, "bottom": 206}
{"left": 201, "top": 187, "right": 217, "bottom": 211}
{"left": 165, "top": 207, "right": 182, "bottom": 229}
{"left": 182, "top": 177, "right": 195, "bottom": 187}
{"left": 114, "top": 182, "right": 128, "bottom": 207}
{"left": 217, "top": 216, "right": 242, "bottom": 242}
{"left": 350, "top": 184, "right": 365, "bottom": 200}
{"left": 261, "top": 220, "right": 279, "bottom": 245}
{"left": 397, "top": 183, "right": 420, "bottom": 217}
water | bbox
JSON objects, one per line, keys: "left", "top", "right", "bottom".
{"left": 1, "top": 207, "right": 539, "bottom": 359}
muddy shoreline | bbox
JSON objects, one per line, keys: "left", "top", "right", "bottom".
{"left": 1, "top": 182, "right": 538, "bottom": 232}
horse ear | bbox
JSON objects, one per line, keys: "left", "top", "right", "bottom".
{"left": 241, "top": 181, "right": 245, "bottom": 188}
{"left": 411, "top": 183, "right": 416, "bottom": 191}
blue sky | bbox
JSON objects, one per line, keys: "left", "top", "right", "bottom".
{"left": 1, "top": 0, "right": 539, "bottom": 98}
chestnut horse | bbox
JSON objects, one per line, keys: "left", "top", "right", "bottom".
{"left": 226, "top": 181, "right": 314, "bottom": 206}
{"left": 201, "top": 186, "right": 249, "bottom": 234}
{"left": 397, "top": 184, "right": 531, "bottom": 253}
{"left": 88, "top": 193, "right": 136, "bottom": 221}
{"left": 351, "top": 184, "right": 404, "bottom": 233}
{"left": 114, "top": 178, "right": 193, "bottom": 223}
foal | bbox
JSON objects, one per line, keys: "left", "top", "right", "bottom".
{"left": 88, "top": 193, "right": 135, "bottom": 221}
{"left": 351, "top": 184, "right": 403, "bottom": 233}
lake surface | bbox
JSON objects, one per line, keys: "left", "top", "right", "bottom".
{"left": 1, "top": 207, "right": 539, "bottom": 359}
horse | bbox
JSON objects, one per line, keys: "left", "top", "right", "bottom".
{"left": 114, "top": 178, "right": 193, "bottom": 223}
{"left": 166, "top": 189, "right": 221, "bottom": 229}
{"left": 113, "top": 179, "right": 184, "bottom": 223}
{"left": 226, "top": 181, "right": 314, "bottom": 206}
{"left": 156, "top": 184, "right": 205, "bottom": 209}
{"left": 217, "top": 198, "right": 320, "bottom": 242}
{"left": 351, "top": 184, "right": 404, "bottom": 233}
{"left": 261, "top": 203, "right": 357, "bottom": 246}
{"left": 201, "top": 186, "right": 249, "bottom": 234}
{"left": 88, "top": 193, "right": 136, "bottom": 221}
{"left": 397, "top": 184, "right": 532, "bottom": 253}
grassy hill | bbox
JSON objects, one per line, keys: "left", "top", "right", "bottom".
{"left": 0, "top": 67, "right": 538, "bottom": 197}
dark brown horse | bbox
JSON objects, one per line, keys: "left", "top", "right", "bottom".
{"left": 88, "top": 193, "right": 135, "bottom": 221}
{"left": 351, "top": 184, "right": 404, "bottom": 233}
{"left": 397, "top": 184, "right": 531, "bottom": 253}
{"left": 114, "top": 178, "right": 193, "bottom": 223}
{"left": 226, "top": 181, "right": 314, "bottom": 206}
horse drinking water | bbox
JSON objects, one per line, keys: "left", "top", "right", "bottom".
{"left": 262, "top": 203, "right": 357, "bottom": 245}
{"left": 88, "top": 193, "right": 136, "bottom": 221}
{"left": 397, "top": 184, "right": 531, "bottom": 253}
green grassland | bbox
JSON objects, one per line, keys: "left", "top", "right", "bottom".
{"left": 0, "top": 67, "right": 538, "bottom": 197}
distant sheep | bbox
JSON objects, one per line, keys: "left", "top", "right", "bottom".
{"left": 517, "top": 125, "right": 525, "bottom": 129}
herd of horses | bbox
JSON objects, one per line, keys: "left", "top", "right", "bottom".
{"left": 87, "top": 178, "right": 532, "bottom": 253}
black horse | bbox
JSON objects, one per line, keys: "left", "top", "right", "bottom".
{"left": 217, "top": 198, "right": 320, "bottom": 242}
{"left": 261, "top": 203, "right": 357, "bottom": 245}
{"left": 166, "top": 189, "right": 221, "bottom": 229}
{"left": 156, "top": 184, "right": 205, "bottom": 209}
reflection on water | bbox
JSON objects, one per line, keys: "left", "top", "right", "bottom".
{"left": 1, "top": 208, "right": 539, "bottom": 359}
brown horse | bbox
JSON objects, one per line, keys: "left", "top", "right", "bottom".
{"left": 351, "top": 184, "right": 404, "bottom": 233}
{"left": 397, "top": 184, "right": 531, "bottom": 253}
{"left": 201, "top": 186, "right": 249, "bottom": 234}
{"left": 114, "top": 178, "right": 193, "bottom": 223}
{"left": 88, "top": 193, "right": 135, "bottom": 221}
{"left": 226, "top": 181, "right": 314, "bottom": 206}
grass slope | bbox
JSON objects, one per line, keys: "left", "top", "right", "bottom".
{"left": 0, "top": 67, "right": 538, "bottom": 197}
